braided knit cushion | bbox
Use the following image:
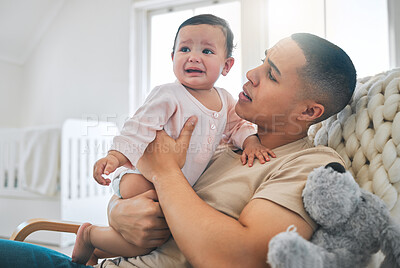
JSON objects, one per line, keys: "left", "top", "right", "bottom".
{"left": 308, "top": 68, "right": 400, "bottom": 221}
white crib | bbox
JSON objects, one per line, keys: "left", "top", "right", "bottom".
{"left": 0, "top": 119, "right": 116, "bottom": 247}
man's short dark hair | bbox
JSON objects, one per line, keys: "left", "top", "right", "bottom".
{"left": 291, "top": 33, "right": 357, "bottom": 123}
{"left": 172, "top": 14, "right": 234, "bottom": 58}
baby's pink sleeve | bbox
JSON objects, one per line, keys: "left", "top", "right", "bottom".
{"left": 223, "top": 92, "right": 257, "bottom": 149}
{"left": 109, "top": 86, "right": 178, "bottom": 168}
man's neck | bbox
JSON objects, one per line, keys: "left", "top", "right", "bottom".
{"left": 257, "top": 130, "right": 308, "bottom": 150}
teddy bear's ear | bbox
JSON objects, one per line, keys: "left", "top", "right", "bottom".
{"left": 325, "top": 162, "right": 346, "bottom": 173}
{"left": 303, "top": 165, "right": 361, "bottom": 228}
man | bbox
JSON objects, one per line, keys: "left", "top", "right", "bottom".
{"left": 102, "top": 33, "right": 356, "bottom": 267}
{"left": 0, "top": 33, "right": 356, "bottom": 267}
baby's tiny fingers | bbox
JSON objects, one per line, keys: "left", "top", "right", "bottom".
{"left": 256, "top": 152, "right": 266, "bottom": 164}
{"left": 93, "top": 162, "right": 105, "bottom": 180}
{"left": 99, "top": 174, "right": 111, "bottom": 186}
{"left": 241, "top": 152, "right": 248, "bottom": 165}
{"left": 247, "top": 154, "right": 255, "bottom": 167}
{"left": 104, "top": 163, "right": 117, "bottom": 175}
{"left": 95, "top": 177, "right": 106, "bottom": 185}
{"left": 266, "top": 149, "right": 276, "bottom": 158}
{"left": 262, "top": 151, "right": 271, "bottom": 161}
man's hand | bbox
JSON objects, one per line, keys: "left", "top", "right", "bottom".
{"left": 136, "top": 116, "right": 198, "bottom": 181}
{"left": 93, "top": 151, "right": 129, "bottom": 185}
{"left": 108, "top": 191, "right": 171, "bottom": 248}
{"left": 241, "top": 135, "right": 276, "bottom": 167}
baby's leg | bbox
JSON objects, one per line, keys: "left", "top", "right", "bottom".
{"left": 72, "top": 173, "right": 155, "bottom": 264}
{"left": 119, "top": 173, "right": 154, "bottom": 199}
{"left": 72, "top": 223, "right": 95, "bottom": 264}
{"left": 72, "top": 223, "right": 153, "bottom": 264}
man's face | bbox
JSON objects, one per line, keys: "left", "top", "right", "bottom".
{"left": 235, "top": 37, "right": 307, "bottom": 132}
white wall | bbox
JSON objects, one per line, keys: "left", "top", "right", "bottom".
{"left": 20, "top": 0, "right": 131, "bottom": 128}
{"left": 0, "top": 61, "right": 22, "bottom": 127}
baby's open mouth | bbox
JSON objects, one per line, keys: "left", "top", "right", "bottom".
{"left": 186, "top": 68, "right": 204, "bottom": 73}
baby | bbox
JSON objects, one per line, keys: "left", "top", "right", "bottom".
{"left": 72, "top": 14, "right": 275, "bottom": 265}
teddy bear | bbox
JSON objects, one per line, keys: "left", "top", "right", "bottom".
{"left": 267, "top": 162, "right": 400, "bottom": 268}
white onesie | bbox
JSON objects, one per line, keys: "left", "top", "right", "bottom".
{"left": 110, "top": 81, "right": 256, "bottom": 186}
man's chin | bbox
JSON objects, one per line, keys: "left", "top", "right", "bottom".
{"left": 235, "top": 103, "right": 247, "bottom": 120}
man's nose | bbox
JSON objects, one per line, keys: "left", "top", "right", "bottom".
{"left": 246, "top": 67, "right": 259, "bottom": 86}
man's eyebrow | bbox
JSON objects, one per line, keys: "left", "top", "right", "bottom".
{"left": 268, "top": 58, "right": 281, "bottom": 76}
{"left": 264, "top": 49, "right": 281, "bottom": 76}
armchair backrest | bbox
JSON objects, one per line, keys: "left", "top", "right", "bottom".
{"left": 308, "top": 68, "right": 400, "bottom": 223}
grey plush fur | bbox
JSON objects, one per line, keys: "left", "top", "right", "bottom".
{"left": 267, "top": 162, "right": 400, "bottom": 268}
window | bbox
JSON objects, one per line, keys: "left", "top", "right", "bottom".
{"left": 267, "top": 0, "right": 325, "bottom": 46}
{"left": 325, "top": 0, "right": 389, "bottom": 77}
{"left": 267, "top": 0, "right": 390, "bottom": 78}
{"left": 148, "top": 1, "right": 242, "bottom": 98}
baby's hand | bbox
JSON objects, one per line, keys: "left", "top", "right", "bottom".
{"left": 93, "top": 155, "right": 119, "bottom": 186}
{"left": 241, "top": 136, "right": 276, "bottom": 167}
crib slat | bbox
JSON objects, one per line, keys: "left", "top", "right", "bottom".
{"left": 4, "top": 141, "right": 11, "bottom": 190}
{"left": 0, "top": 132, "right": 20, "bottom": 192}
{"left": 63, "top": 138, "right": 72, "bottom": 200}
{"left": 11, "top": 140, "right": 19, "bottom": 190}
{"left": 0, "top": 141, "right": 5, "bottom": 191}
{"left": 79, "top": 138, "right": 88, "bottom": 199}
{"left": 89, "top": 138, "right": 98, "bottom": 197}
{"left": 84, "top": 138, "right": 90, "bottom": 198}
{"left": 70, "top": 138, "right": 79, "bottom": 200}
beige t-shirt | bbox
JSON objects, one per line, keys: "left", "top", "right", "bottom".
{"left": 99, "top": 137, "right": 344, "bottom": 268}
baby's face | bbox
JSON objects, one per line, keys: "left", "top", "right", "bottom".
{"left": 172, "top": 24, "right": 233, "bottom": 91}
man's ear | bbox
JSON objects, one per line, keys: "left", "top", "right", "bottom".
{"left": 297, "top": 103, "right": 324, "bottom": 121}
{"left": 221, "top": 57, "right": 234, "bottom": 76}
{"left": 171, "top": 52, "right": 174, "bottom": 61}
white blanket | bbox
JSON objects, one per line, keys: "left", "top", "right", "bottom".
{"left": 19, "top": 126, "right": 61, "bottom": 196}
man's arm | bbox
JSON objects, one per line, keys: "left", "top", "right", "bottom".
{"left": 136, "top": 118, "right": 313, "bottom": 267}
{"left": 148, "top": 168, "right": 312, "bottom": 267}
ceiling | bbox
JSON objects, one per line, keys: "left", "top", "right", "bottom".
{"left": 0, "top": 0, "right": 65, "bottom": 65}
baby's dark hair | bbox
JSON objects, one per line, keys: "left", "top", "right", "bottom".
{"left": 291, "top": 33, "right": 357, "bottom": 123}
{"left": 172, "top": 14, "right": 234, "bottom": 58}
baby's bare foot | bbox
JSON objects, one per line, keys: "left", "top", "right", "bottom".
{"left": 72, "top": 223, "right": 94, "bottom": 264}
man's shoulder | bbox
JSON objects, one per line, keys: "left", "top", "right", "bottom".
{"left": 283, "top": 144, "right": 345, "bottom": 168}
{"left": 304, "top": 144, "right": 340, "bottom": 154}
